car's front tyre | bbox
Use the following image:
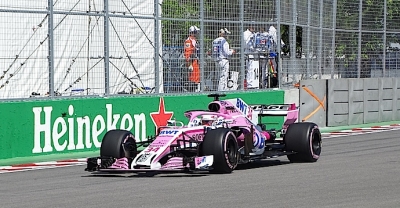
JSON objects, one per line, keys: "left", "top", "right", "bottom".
{"left": 202, "top": 128, "right": 239, "bottom": 173}
{"left": 100, "top": 129, "right": 137, "bottom": 161}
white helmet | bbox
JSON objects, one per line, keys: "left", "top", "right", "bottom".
{"left": 201, "top": 114, "right": 217, "bottom": 126}
{"left": 189, "top": 25, "right": 200, "bottom": 34}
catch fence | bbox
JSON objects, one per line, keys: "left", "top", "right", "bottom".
{"left": 1, "top": 0, "right": 399, "bottom": 99}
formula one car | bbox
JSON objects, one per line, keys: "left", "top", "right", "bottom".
{"left": 85, "top": 94, "right": 322, "bottom": 174}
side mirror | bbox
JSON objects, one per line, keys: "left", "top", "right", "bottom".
{"left": 167, "top": 120, "right": 184, "bottom": 127}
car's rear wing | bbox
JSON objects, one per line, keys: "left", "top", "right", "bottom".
{"left": 250, "top": 104, "right": 296, "bottom": 116}
{"left": 249, "top": 104, "right": 298, "bottom": 126}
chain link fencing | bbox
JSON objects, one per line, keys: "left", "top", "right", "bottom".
{"left": 1, "top": 0, "right": 400, "bottom": 99}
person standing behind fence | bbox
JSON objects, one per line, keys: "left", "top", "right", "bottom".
{"left": 243, "top": 24, "right": 256, "bottom": 89}
{"left": 266, "top": 25, "right": 282, "bottom": 88}
{"left": 212, "top": 28, "right": 236, "bottom": 91}
{"left": 255, "top": 25, "right": 271, "bottom": 88}
{"left": 184, "top": 25, "right": 200, "bottom": 91}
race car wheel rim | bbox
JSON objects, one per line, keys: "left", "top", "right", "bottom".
{"left": 311, "top": 130, "right": 321, "bottom": 157}
{"left": 122, "top": 135, "right": 137, "bottom": 158}
{"left": 226, "top": 139, "right": 237, "bottom": 164}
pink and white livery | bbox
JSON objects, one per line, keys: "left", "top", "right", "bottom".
{"left": 86, "top": 94, "right": 322, "bottom": 174}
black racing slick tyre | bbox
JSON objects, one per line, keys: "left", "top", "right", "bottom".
{"left": 100, "top": 129, "right": 137, "bottom": 159}
{"left": 202, "top": 128, "right": 239, "bottom": 173}
{"left": 284, "top": 122, "right": 321, "bottom": 162}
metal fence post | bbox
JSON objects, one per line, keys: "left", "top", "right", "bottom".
{"left": 154, "top": 0, "right": 160, "bottom": 93}
{"left": 357, "top": 0, "right": 362, "bottom": 78}
{"left": 200, "top": 0, "right": 205, "bottom": 92}
{"left": 276, "top": 0, "right": 281, "bottom": 89}
{"left": 48, "top": 0, "right": 54, "bottom": 97}
{"left": 104, "top": 0, "right": 110, "bottom": 95}
{"left": 331, "top": 0, "right": 337, "bottom": 79}
{"left": 318, "top": 0, "right": 323, "bottom": 79}
{"left": 291, "top": 0, "right": 297, "bottom": 80}
{"left": 383, "top": 0, "right": 387, "bottom": 77}
{"left": 240, "top": 0, "right": 245, "bottom": 90}
{"left": 306, "top": 0, "right": 311, "bottom": 79}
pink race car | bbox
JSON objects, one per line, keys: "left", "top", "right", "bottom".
{"left": 85, "top": 94, "right": 322, "bottom": 174}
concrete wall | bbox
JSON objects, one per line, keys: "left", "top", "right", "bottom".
{"left": 299, "top": 78, "right": 400, "bottom": 127}
{"left": 298, "top": 79, "right": 327, "bottom": 127}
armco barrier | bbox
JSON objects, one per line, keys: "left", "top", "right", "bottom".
{"left": 0, "top": 90, "right": 284, "bottom": 162}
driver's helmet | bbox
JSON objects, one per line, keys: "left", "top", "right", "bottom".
{"left": 201, "top": 114, "right": 218, "bottom": 126}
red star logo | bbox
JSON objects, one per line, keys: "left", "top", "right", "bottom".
{"left": 150, "top": 97, "right": 174, "bottom": 134}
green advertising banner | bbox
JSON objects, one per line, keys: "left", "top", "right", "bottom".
{"left": 0, "top": 90, "right": 284, "bottom": 163}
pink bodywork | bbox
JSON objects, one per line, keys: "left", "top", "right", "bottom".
{"left": 283, "top": 103, "right": 298, "bottom": 128}
{"left": 109, "top": 99, "right": 299, "bottom": 170}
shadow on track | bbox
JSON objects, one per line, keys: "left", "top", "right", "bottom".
{"left": 235, "top": 159, "right": 291, "bottom": 171}
{"left": 81, "top": 159, "right": 291, "bottom": 178}
{"left": 82, "top": 171, "right": 209, "bottom": 178}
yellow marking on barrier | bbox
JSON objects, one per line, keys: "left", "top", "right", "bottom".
{"left": 301, "top": 86, "right": 326, "bottom": 122}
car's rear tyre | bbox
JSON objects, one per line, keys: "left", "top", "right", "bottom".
{"left": 100, "top": 129, "right": 137, "bottom": 159}
{"left": 284, "top": 122, "right": 321, "bottom": 162}
{"left": 202, "top": 128, "right": 239, "bottom": 173}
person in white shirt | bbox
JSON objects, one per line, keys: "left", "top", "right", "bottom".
{"left": 212, "top": 28, "right": 236, "bottom": 91}
{"left": 243, "top": 23, "right": 256, "bottom": 88}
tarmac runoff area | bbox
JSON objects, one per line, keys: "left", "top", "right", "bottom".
{"left": 1, "top": 121, "right": 400, "bottom": 173}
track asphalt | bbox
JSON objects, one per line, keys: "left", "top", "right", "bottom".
{"left": 1, "top": 128, "right": 399, "bottom": 207}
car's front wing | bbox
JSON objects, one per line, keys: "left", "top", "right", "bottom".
{"left": 85, "top": 155, "right": 214, "bottom": 174}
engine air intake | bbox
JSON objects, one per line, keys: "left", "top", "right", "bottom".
{"left": 208, "top": 102, "right": 221, "bottom": 112}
